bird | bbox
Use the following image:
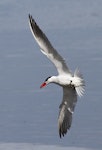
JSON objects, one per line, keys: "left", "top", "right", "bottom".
{"left": 28, "top": 14, "right": 85, "bottom": 138}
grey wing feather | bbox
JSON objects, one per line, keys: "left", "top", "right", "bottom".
{"left": 28, "top": 14, "right": 71, "bottom": 75}
{"left": 58, "top": 86, "right": 77, "bottom": 138}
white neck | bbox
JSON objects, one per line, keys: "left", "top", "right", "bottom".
{"left": 48, "top": 76, "right": 58, "bottom": 84}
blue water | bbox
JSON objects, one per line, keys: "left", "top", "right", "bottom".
{"left": 0, "top": 0, "right": 102, "bottom": 150}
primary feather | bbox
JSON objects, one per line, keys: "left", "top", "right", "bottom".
{"left": 58, "top": 86, "right": 77, "bottom": 138}
{"left": 29, "top": 14, "right": 71, "bottom": 75}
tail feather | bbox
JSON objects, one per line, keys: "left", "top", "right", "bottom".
{"left": 74, "top": 68, "right": 85, "bottom": 97}
{"left": 76, "top": 85, "right": 85, "bottom": 97}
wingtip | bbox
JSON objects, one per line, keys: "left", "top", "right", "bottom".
{"left": 28, "top": 14, "right": 31, "bottom": 20}
{"left": 59, "top": 129, "right": 67, "bottom": 138}
{"left": 28, "top": 14, "right": 36, "bottom": 26}
{"left": 59, "top": 128, "right": 64, "bottom": 138}
{"left": 59, "top": 123, "right": 69, "bottom": 138}
{"left": 59, "top": 130, "right": 63, "bottom": 139}
{"left": 28, "top": 14, "right": 33, "bottom": 22}
{"left": 59, "top": 131, "right": 62, "bottom": 138}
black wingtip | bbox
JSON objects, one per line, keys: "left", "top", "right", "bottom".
{"left": 59, "top": 131, "right": 65, "bottom": 139}
{"left": 28, "top": 14, "right": 36, "bottom": 26}
{"left": 28, "top": 14, "right": 32, "bottom": 18}
{"left": 28, "top": 14, "right": 31, "bottom": 20}
{"left": 59, "top": 129, "right": 62, "bottom": 138}
{"left": 59, "top": 123, "right": 71, "bottom": 138}
{"left": 59, "top": 128, "right": 66, "bottom": 138}
{"left": 28, "top": 14, "right": 33, "bottom": 22}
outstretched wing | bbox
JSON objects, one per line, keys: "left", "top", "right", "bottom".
{"left": 29, "top": 14, "right": 71, "bottom": 75}
{"left": 58, "top": 86, "right": 77, "bottom": 138}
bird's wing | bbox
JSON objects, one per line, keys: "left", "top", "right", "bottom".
{"left": 58, "top": 86, "right": 77, "bottom": 138}
{"left": 29, "top": 14, "right": 71, "bottom": 75}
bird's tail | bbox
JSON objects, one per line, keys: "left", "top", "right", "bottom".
{"left": 74, "top": 68, "right": 85, "bottom": 97}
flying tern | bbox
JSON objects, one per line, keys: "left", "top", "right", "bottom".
{"left": 28, "top": 14, "right": 85, "bottom": 138}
